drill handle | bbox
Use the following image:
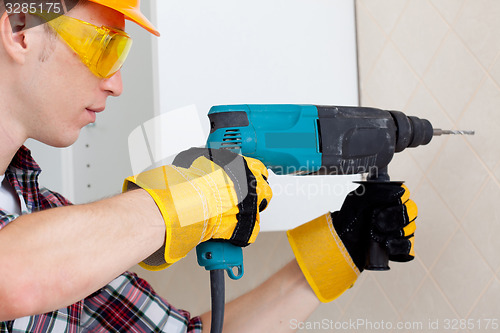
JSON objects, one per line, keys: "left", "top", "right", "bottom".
{"left": 364, "top": 167, "right": 391, "bottom": 271}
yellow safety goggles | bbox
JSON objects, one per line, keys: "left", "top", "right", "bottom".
{"left": 43, "top": 14, "right": 133, "bottom": 78}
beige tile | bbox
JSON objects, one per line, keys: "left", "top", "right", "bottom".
{"left": 426, "top": 135, "right": 488, "bottom": 218}
{"left": 357, "top": 0, "right": 409, "bottom": 35}
{"left": 405, "top": 84, "right": 455, "bottom": 172}
{"left": 385, "top": 153, "right": 424, "bottom": 189}
{"left": 429, "top": 0, "right": 465, "bottom": 25}
{"left": 423, "top": 32, "right": 485, "bottom": 122}
{"left": 491, "top": 55, "right": 500, "bottom": 88}
{"left": 495, "top": 163, "right": 500, "bottom": 184}
{"left": 462, "top": 179, "right": 500, "bottom": 271}
{"left": 431, "top": 230, "right": 493, "bottom": 317}
{"left": 226, "top": 231, "right": 295, "bottom": 302}
{"left": 453, "top": 0, "right": 500, "bottom": 69}
{"left": 364, "top": 42, "right": 420, "bottom": 110}
{"left": 468, "top": 278, "right": 500, "bottom": 322}
{"left": 356, "top": 2, "right": 388, "bottom": 83}
{"left": 333, "top": 273, "right": 368, "bottom": 311}
{"left": 358, "top": 90, "right": 376, "bottom": 107}
{"left": 459, "top": 77, "right": 500, "bottom": 171}
{"left": 259, "top": 231, "right": 296, "bottom": 272}
{"left": 161, "top": 251, "right": 212, "bottom": 314}
{"left": 339, "top": 274, "right": 399, "bottom": 332}
{"left": 391, "top": 0, "right": 449, "bottom": 77}
{"left": 297, "top": 302, "right": 343, "bottom": 333}
{"left": 411, "top": 179, "right": 458, "bottom": 269}
{"left": 372, "top": 259, "right": 427, "bottom": 313}
{"left": 401, "top": 277, "right": 458, "bottom": 327}
{"left": 354, "top": 0, "right": 500, "bottom": 328}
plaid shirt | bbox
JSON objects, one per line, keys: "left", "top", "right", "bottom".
{"left": 0, "top": 146, "right": 203, "bottom": 333}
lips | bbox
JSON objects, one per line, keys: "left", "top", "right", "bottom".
{"left": 86, "top": 107, "right": 105, "bottom": 113}
{"left": 86, "top": 109, "right": 97, "bottom": 123}
{"left": 86, "top": 107, "right": 105, "bottom": 123}
{"left": 86, "top": 107, "right": 104, "bottom": 123}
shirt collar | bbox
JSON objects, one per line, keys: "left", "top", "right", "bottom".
{"left": 9, "top": 145, "right": 42, "bottom": 173}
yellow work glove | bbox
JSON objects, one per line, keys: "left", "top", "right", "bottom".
{"left": 288, "top": 183, "right": 417, "bottom": 302}
{"left": 124, "top": 148, "right": 272, "bottom": 271}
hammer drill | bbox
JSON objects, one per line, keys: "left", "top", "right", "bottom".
{"left": 202, "top": 104, "right": 473, "bottom": 268}
{"left": 196, "top": 104, "right": 473, "bottom": 333}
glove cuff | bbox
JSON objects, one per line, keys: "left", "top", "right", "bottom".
{"left": 287, "top": 213, "right": 360, "bottom": 303}
{"left": 124, "top": 175, "right": 176, "bottom": 271}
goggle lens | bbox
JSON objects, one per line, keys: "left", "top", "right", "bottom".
{"left": 42, "top": 14, "right": 133, "bottom": 78}
{"left": 96, "top": 33, "right": 133, "bottom": 78}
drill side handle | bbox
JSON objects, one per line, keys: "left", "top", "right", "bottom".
{"left": 364, "top": 167, "right": 391, "bottom": 271}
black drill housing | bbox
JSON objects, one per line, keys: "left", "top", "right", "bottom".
{"left": 316, "top": 106, "right": 433, "bottom": 175}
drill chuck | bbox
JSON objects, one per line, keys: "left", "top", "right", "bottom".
{"left": 388, "top": 111, "right": 434, "bottom": 152}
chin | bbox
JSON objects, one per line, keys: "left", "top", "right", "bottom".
{"left": 56, "top": 134, "right": 81, "bottom": 148}
{"left": 37, "top": 130, "right": 81, "bottom": 148}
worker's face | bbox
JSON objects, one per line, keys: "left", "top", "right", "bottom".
{"left": 21, "top": 2, "right": 125, "bottom": 147}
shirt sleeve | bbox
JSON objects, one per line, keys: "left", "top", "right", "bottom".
{"left": 39, "top": 187, "right": 73, "bottom": 208}
{"left": 0, "top": 209, "right": 19, "bottom": 231}
{"left": 0, "top": 187, "right": 70, "bottom": 230}
{"left": 81, "top": 271, "right": 203, "bottom": 333}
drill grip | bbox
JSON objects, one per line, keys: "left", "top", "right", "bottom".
{"left": 366, "top": 237, "right": 390, "bottom": 270}
{"left": 364, "top": 167, "right": 391, "bottom": 271}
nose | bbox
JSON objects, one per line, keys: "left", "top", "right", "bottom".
{"left": 100, "top": 70, "right": 123, "bottom": 97}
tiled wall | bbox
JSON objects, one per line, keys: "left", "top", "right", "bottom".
{"left": 353, "top": 0, "right": 500, "bottom": 331}
{"left": 133, "top": 0, "right": 500, "bottom": 331}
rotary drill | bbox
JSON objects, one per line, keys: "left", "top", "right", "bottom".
{"left": 196, "top": 104, "right": 473, "bottom": 333}
{"left": 203, "top": 104, "right": 473, "bottom": 269}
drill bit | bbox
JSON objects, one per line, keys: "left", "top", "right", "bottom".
{"left": 433, "top": 129, "right": 475, "bottom": 136}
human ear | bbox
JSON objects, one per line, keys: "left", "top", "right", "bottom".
{"left": 0, "top": 12, "right": 28, "bottom": 64}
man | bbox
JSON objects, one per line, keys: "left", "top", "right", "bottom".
{"left": 0, "top": 0, "right": 417, "bottom": 331}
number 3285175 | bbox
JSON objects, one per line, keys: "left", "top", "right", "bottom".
{"left": 5, "top": 2, "right": 61, "bottom": 14}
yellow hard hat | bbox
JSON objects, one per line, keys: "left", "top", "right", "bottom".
{"left": 89, "top": 0, "right": 160, "bottom": 36}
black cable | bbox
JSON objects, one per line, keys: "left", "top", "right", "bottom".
{"left": 209, "top": 269, "right": 225, "bottom": 333}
